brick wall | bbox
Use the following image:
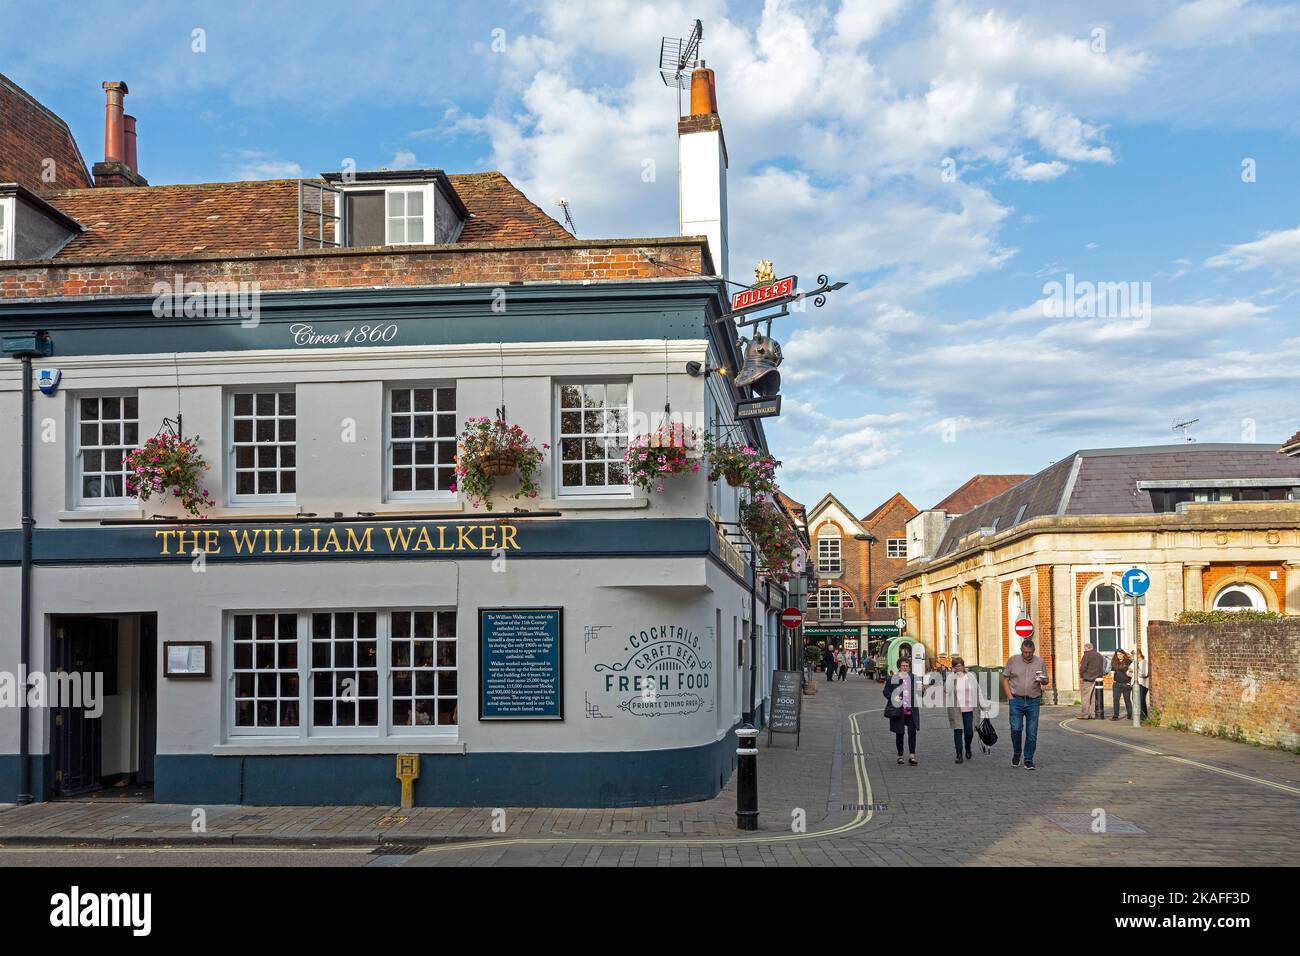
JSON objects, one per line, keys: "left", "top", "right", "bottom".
{"left": 1201, "top": 563, "right": 1288, "bottom": 612}
{"left": 0, "top": 239, "right": 707, "bottom": 300}
{"left": 1148, "top": 619, "right": 1299, "bottom": 749}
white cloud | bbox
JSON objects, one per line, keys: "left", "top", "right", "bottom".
{"left": 833, "top": 0, "right": 910, "bottom": 47}
{"left": 1205, "top": 226, "right": 1300, "bottom": 271}
{"left": 1154, "top": 0, "right": 1300, "bottom": 48}
{"left": 1020, "top": 105, "right": 1114, "bottom": 164}
{"left": 1007, "top": 154, "right": 1069, "bottom": 181}
{"left": 388, "top": 149, "right": 419, "bottom": 169}
{"left": 227, "top": 149, "right": 302, "bottom": 180}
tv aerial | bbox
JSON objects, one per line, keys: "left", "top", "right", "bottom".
{"left": 659, "top": 18, "right": 703, "bottom": 117}
{"left": 1172, "top": 417, "right": 1199, "bottom": 443}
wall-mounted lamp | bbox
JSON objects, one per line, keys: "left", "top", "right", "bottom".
{"left": 686, "top": 361, "right": 729, "bottom": 378}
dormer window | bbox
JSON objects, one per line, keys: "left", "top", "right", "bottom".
{"left": 385, "top": 188, "right": 424, "bottom": 245}
{"left": 319, "top": 169, "right": 467, "bottom": 250}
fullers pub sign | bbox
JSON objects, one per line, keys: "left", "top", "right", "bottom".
{"left": 153, "top": 522, "right": 521, "bottom": 557}
{"left": 730, "top": 274, "right": 796, "bottom": 316}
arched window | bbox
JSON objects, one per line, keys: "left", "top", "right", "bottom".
{"left": 875, "top": 586, "right": 899, "bottom": 609}
{"left": 1213, "top": 583, "right": 1267, "bottom": 611}
{"left": 817, "top": 528, "right": 842, "bottom": 573}
{"left": 937, "top": 599, "right": 948, "bottom": 654}
{"left": 814, "top": 586, "right": 853, "bottom": 623}
{"left": 950, "top": 599, "right": 959, "bottom": 654}
{"left": 1088, "top": 583, "right": 1124, "bottom": 654}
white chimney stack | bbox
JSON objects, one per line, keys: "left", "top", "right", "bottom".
{"left": 677, "top": 60, "right": 729, "bottom": 281}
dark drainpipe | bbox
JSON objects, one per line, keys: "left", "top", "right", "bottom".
{"left": 4, "top": 331, "right": 51, "bottom": 804}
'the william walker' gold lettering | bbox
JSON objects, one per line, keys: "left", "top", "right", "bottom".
{"left": 154, "top": 523, "right": 520, "bottom": 556}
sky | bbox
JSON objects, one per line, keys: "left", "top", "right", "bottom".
{"left": 3, "top": 0, "right": 1298, "bottom": 515}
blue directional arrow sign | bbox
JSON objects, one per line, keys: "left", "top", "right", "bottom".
{"left": 1121, "top": 567, "right": 1150, "bottom": 596}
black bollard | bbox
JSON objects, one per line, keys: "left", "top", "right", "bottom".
{"left": 735, "top": 725, "right": 759, "bottom": 831}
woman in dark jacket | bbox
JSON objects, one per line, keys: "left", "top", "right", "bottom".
{"left": 883, "top": 657, "right": 922, "bottom": 765}
{"left": 1110, "top": 650, "right": 1133, "bottom": 720}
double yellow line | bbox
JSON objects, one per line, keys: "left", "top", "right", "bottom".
{"left": 414, "top": 707, "right": 881, "bottom": 855}
{"left": 1059, "top": 717, "right": 1300, "bottom": 797}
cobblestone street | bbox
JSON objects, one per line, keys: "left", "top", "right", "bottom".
{"left": 2, "top": 677, "right": 1295, "bottom": 867}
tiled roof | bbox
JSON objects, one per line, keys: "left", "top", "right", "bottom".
{"left": 39, "top": 172, "right": 571, "bottom": 260}
{"left": 932, "top": 444, "right": 1300, "bottom": 559}
{"left": 0, "top": 72, "right": 93, "bottom": 192}
{"left": 862, "top": 492, "right": 917, "bottom": 528}
{"left": 932, "top": 474, "right": 1030, "bottom": 514}
{"left": 450, "top": 172, "right": 572, "bottom": 243}
{"left": 1282, "top": 430, "right": 1300, "bottom": 456}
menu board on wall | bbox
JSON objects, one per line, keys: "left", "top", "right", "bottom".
{"left": 478, "top": 608, "right": 564, "bottom": 720}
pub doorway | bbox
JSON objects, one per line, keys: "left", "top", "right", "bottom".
{"left": 49, "top": 614, "right": 157, "bottom": 801}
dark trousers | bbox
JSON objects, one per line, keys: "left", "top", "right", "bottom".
{"left": 1139, "top": 685, "right": 1150, "bottom": 719}
{"left": 825, "top": 664, "right": 835, "bottom": 681}
{"left": 838, "top": 664, "right": 848, "bottom": 680}
{"left": 895, "top": 724, "right": 917, "bottom": 755}
{"left": 1113, "top": 684, "right": 1132, "bottom": 718}
{"left": 953, "top": 711, "right": 974, "bottom": 755}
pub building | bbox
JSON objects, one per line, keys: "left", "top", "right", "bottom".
{"left": 0, "top": 66, "right": 794, "bottom": 806}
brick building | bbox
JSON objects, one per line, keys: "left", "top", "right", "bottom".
{"left": 896, "top": 444, "right": 1300, "bottom": 702}
{"left": 802, "top": 490, "right": 917, "bottom": 661}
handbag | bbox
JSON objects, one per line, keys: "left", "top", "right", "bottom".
{"left": 883, "top": 676, "right": 905, "bottom": 719}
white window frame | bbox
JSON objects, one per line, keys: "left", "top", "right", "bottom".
{"left": 227, "top": 388, "right": 297, "bottom": 505}
{"left": 388, "top": 608, "right": 459, "bottom": 735}
{"left": 226, "top": 608, "right": 458, "bottom": 741}
{"left": 886, "top": 537, "right": 906, "bottom": 559}
{"left": 817, "top": 534, "right": 842, "bottom": 573}
{"left": 73, "top": 391, "right": 139, "bottom": 509}
{"left": 1212, "top": 583, "right": 1267, "bottom": 612}
{"left": 1086, "top": 582, "right": 1127, "bottom": 655}
{"left": 937, "top": 599, "right": 948, "bottom": 654}
{"left": 875, "top": 586, "right": 899, "bottom": 609}
{"left": 229, "top": 611, "right": 303, "bottom": 738}
{"left": 555, "top": 379, "right": 632, "bottom": 497}
{"left": 384, "top": 186, "right": 428, "bottom": 246}
{"left": 385, "top": 383, "right": 458, "bottom": 502}
{"left": 0, "top": 196, "right": 14, "bottom": 260}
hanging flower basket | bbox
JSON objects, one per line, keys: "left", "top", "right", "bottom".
{"left": 454, "top": 416, "right": 547, "bottom": 511}
{"left": 740, "top": 495, "right": 800, "bottom": 582}
{"left": 625, "top": 425, "right": 701, "bottom": 494}
{"left": 704, "top": 436, "right": 779, "bottom": 495}
{"left": 125, "top": 432, "right": 212, "bottom": 517}
{"left": 478, "top": 453, "right": 522, "bottom": 477}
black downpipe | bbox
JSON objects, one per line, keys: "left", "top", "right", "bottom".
{"left": 18, "top": 354, "right": 34, "bottom": 804}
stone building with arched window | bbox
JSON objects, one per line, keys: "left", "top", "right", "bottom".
{"left": 896, "top": 444, "right": 1300, "bottom": 701}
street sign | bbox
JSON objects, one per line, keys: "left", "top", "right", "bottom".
{"left": 1121, "top": 567, "right": 1150, "bottom": 596}
{"left": 1014, "top": 618, "right": 1035, "bottom": 640}
{"left": 735, "top": 395, "right": 782, "bottom": 420}
{"left": 731, "top": 275, "right": 797, "bottom": 316}
{"left": 780, "top": 607, "right": 803, "bottom": 630}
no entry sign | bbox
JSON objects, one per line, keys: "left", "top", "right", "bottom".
{"left": 1014, "top": 618, "right": 1035, "bottom": 640}
{"left": 781, "top": 607, "right": 803, "bottom": 630}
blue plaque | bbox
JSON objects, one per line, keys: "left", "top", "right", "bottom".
{"left": 478, "top": 608, "right": 564, "bottom": 720}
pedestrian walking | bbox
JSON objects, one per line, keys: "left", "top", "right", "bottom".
{"left": 1110, "top": 649, "right": 1133, "bottom": 720}
{"left": 1136, "top": 650, "right": 1151, "bottom": 719}
{"left": 884, "top": 657, "right": 922, "bottom": 765}
{"left": 946, "top": 656, "right": 987, "bottom": 763}
{"left": 1001, "top": 639, "right": 1049, "bottom": 770}
{"left": 837, "top": 648, "right": 849, "bottom": 682}
{"left": 824, "top": 644, "right": 835, "bottom": 682}
{"left": 1078, "top": 642, "right": 1105, "bottom": 719}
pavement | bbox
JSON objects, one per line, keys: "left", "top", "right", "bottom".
{"left": 1, "top": 676, "right": 1297, "bottom": 866}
